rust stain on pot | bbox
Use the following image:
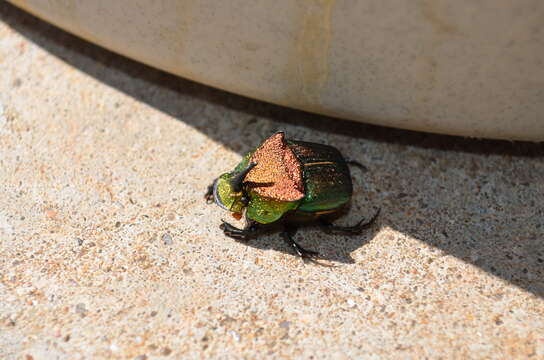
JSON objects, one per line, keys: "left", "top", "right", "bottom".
{"left": 419, "top": 0, "right": 460, "bottom": 89}
{"left": 295, "top": 0, "right": 336, "bottom": 104}
{"left": 421, "top": 0, "right": 458, "bottom": 35}
{"left": 415, "top": 0, "right": 461, "bottom": 114}
{"left": 162, "top": 0, "right": 195, "bottom": 75}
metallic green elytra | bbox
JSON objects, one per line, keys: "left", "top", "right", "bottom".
{"left": 205, "top": 132, "right": 379, "bottom": 259}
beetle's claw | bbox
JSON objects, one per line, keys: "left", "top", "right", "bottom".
{"left": 280, "top": 231, "right": 319, "bottom": 260}
{"left": 296, "top": 247, "right": 319, "bottom": 259}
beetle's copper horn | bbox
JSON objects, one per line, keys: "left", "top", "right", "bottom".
{"left": 229, "top": 162, "right": 257, "bottom": 193}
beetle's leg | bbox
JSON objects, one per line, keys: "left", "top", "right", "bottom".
{"left": 280, "top": 224, "right": 319, "bottom": 259}
{"left": 204, "top": 181, "right": 215, "bottom": 204}
{"left": 319, "top": 208, "right": 380, "bottom": 235}
{"left": 345, "top": 159, "right": 368, "bottom": 173}
{"left": 220, "top": 219, "right": 260, "bottom": 241}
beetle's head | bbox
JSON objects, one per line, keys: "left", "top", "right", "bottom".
{"left": 213, "top": 162, "right": 257, "bottom": 213}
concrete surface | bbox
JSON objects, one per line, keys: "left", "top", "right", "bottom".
{"left": 1, "top": 3, "right": 544, "bottom": 359}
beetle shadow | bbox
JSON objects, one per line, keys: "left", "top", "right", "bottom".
{"left": 231, "top": 226, "right": 379, "bottom": 265}
{"left": 3, "top": 4, "right": 543, "bottom": 296}
{"left": 225, "top": 206, "right": 382, "bottom": 264}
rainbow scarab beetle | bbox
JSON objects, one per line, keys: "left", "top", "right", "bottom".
{"left": 205, "top": 132, "right": 379, "bottom": 259}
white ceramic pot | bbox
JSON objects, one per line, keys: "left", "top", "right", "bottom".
{"left": 10, "top": 0, "right": 544, "bottom": 140}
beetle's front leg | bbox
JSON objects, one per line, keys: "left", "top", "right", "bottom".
{"left": 204, "top": 181, "right": 216, "bottom": 204}
{"left": 220, "top": 219, "right": 260, "bottom": 241}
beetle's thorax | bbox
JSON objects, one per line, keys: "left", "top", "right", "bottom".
{"left": 244, "top": 132, "right": 304, "bottom": 201}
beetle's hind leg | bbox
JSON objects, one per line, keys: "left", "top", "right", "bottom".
{"left": 280, "top": 224, "right": 319, "bottom": 259}
{"left": 345, "top": 159, "right": 368, "bottom": 172}
{"left": 220, "top": 219, "right": 260, "bottom": 241}
{"left": 319, "top": 208, "right": 380, "bottom": 235}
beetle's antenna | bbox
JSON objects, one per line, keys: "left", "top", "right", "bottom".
{"left": 229, "top": 162, "right": 257, "bottom": 193}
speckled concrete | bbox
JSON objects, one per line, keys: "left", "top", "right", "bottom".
{"left": 1, "top": 4, "right": 544, "bottom": 359}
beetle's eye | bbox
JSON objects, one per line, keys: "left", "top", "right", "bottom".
{"left": 240, "top": 196, "right": 249, "bottom": 205}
